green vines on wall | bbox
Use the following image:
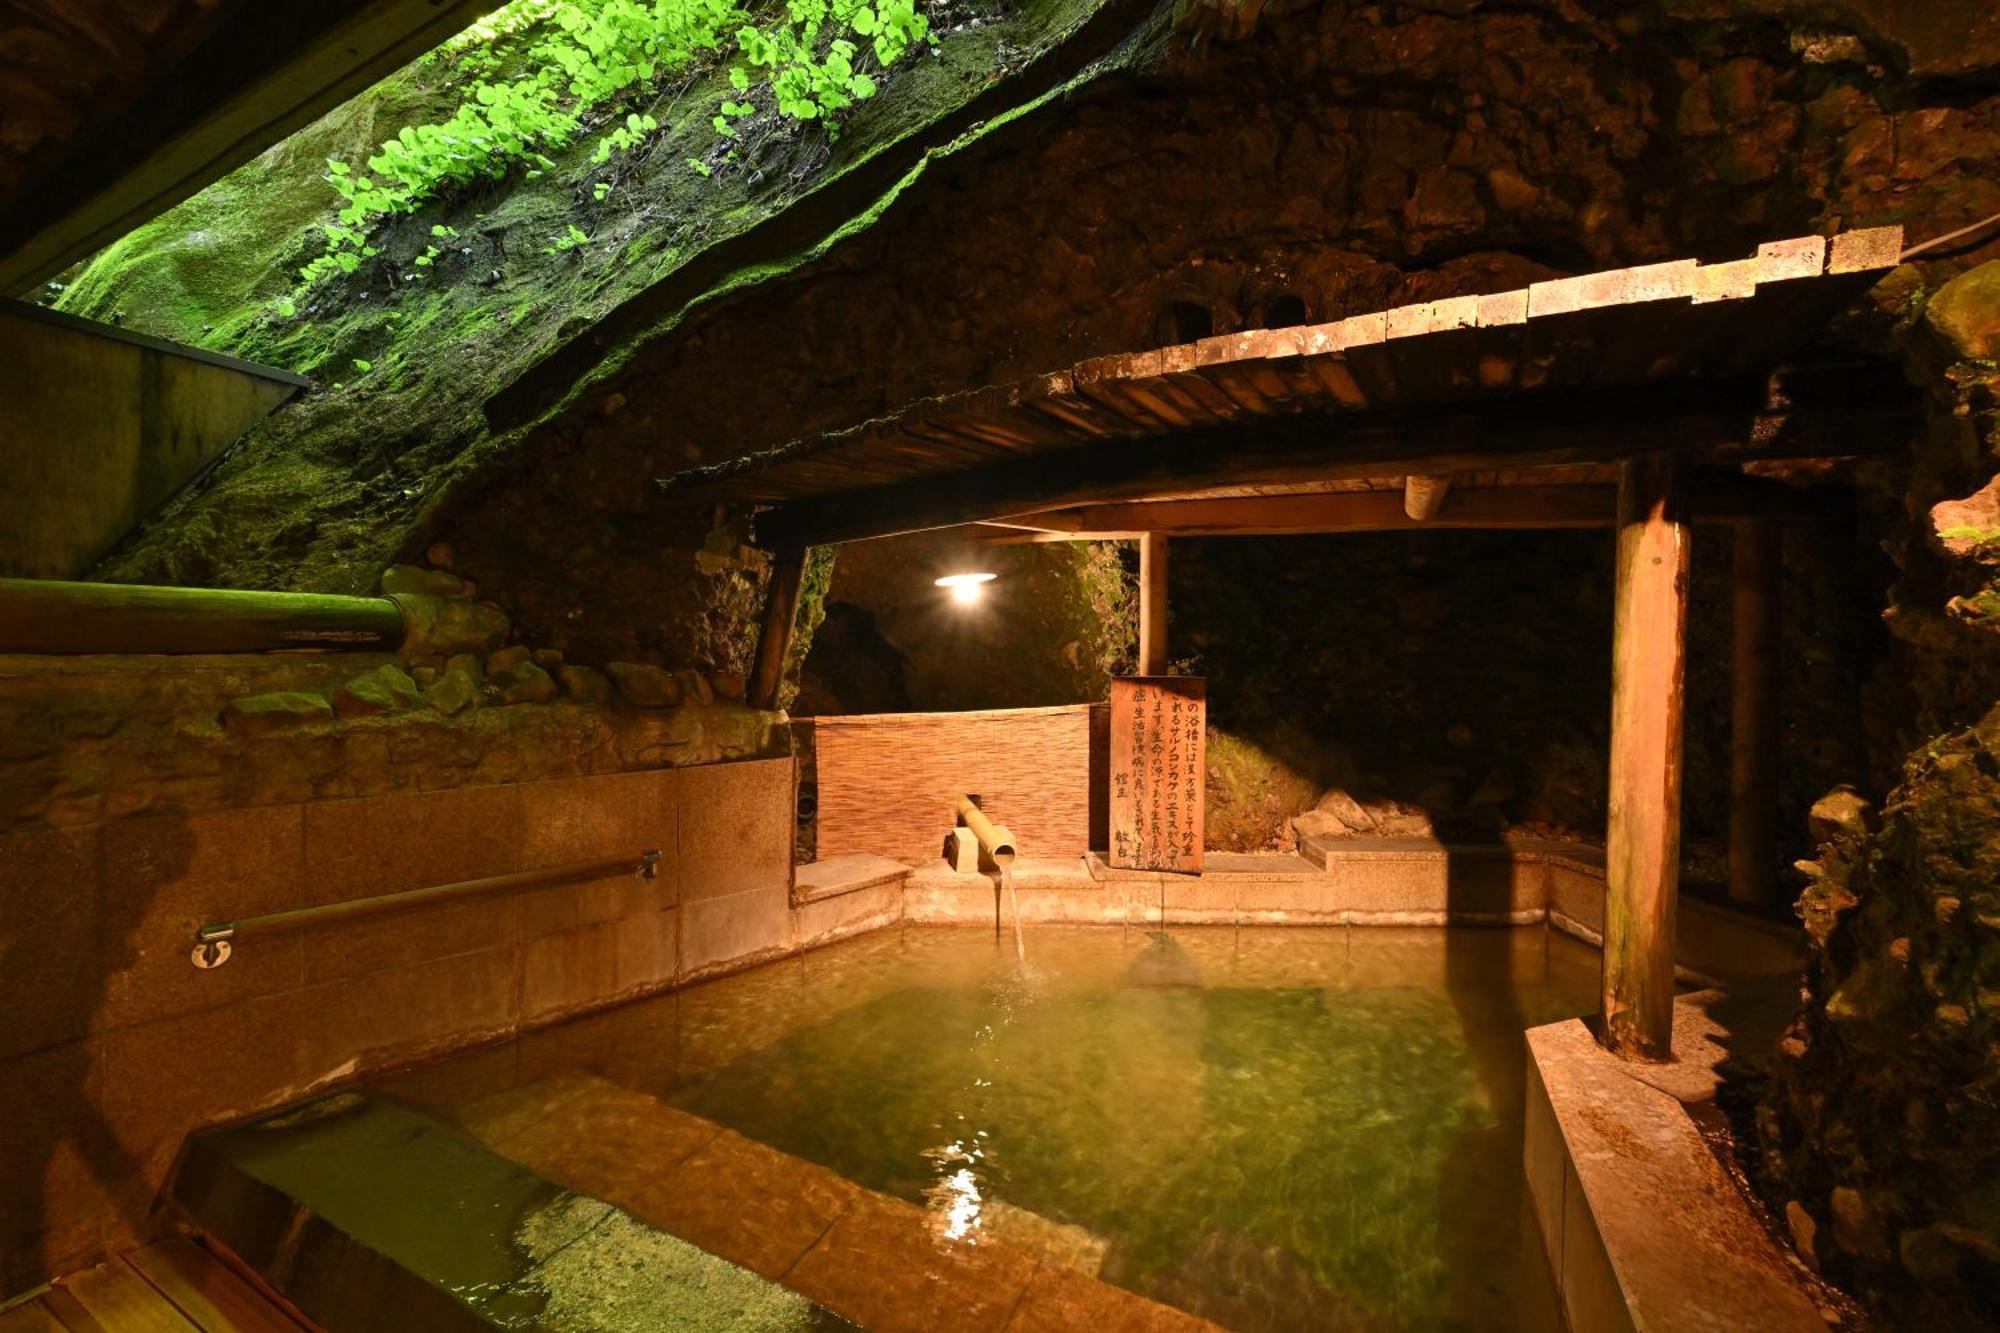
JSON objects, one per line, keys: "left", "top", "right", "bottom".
{"left": 292, "top": 0, "right": 931, "bottom": 304}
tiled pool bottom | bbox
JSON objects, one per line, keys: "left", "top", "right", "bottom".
{"left": 378, "top": 925, "right": 1602, "bottom": 1331}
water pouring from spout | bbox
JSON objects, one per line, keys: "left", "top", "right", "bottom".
{"left": 954, "top": 794, "right": 1026, "bottom": 961}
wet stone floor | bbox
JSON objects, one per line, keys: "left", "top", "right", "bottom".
{"left": 378, "top": 925, "right": 1602, "bottom": 1332}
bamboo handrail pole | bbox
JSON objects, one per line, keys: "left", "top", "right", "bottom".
{"left": 0, "top": 578, "right": 406, "bottom": 655}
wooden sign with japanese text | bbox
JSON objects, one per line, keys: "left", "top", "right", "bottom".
{"left": 1108, "top": 676, "right": 1206, "bottom": 873}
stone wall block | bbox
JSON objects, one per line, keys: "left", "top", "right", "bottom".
{"left": 679, "top": 886, "right": 794, "bottom": 982}
{"left": 0, "top": 1036, "right": 145, "bottom": 1298}
{"left": 99, "top": 804, "right": 305, "bottom": 1031}
{"left": 679, "top": 758, "right": 792, "bottom": 904}
{"left": 299, "top": 784, "right": 524, "bottom": 983}
{"left": 0, "top": 825, "right": 101, "bottom": 1061}
{"left": 519, "top": 920, "right": 620, "bottom": 1024}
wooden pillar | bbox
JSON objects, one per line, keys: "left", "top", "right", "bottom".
{"left": 747, "top": 546, "right": 809, "bottom": 712}
{"left": 1138, "top": 532, "right": 1169, "bottom": 675}
{"left": 1602, "top": 452, "right": 1690, "bottom": 1061}
{"left": 1728, "top": 519, "right": 1781, "bottom": 908}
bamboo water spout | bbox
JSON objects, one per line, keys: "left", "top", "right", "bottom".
{"left": 952, "top": 794, "right": 1016, "bottom": 866}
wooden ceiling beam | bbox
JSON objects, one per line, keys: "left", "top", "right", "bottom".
{"left": 1403, "top": 475, "right": 1452, "bottom": 520}
{"left": 756, "top": 369, "right": 1909, "bottom": 549}
{"left": 973, "top": 474, "right": 1844, "bottom": 542}
{"left": 969, "top": 514, "right": 1090, "bottom": 534}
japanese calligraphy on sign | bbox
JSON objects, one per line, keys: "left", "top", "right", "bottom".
{"left": 1108, "top": 676, "right": 1206, "bottom": 873}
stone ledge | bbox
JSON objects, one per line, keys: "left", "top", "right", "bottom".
{"left": 1086, "top": 850, "right": 1323, "bottom": 880}
{"left": 174, "top": 1091, "right": 842, "bottom": 1330}
{"left": 790, "top": 852, "right": 912, "bottom": 907}
{"left": 1525, "top": 994, "right": 1828, "bottom": 1333}
{"left": 1298, "top": 834, "right": 1606, "bottom": 869}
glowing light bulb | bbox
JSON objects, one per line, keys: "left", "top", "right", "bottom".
{"left": 935, "top": 572, "right": 996, "bottom": 605}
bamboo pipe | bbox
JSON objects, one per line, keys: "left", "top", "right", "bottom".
{"left": 0, "top": 578, "right": 406, "bottom": 654}
{"left": 953, "top": 794, "right": 1016, "bottom": 866}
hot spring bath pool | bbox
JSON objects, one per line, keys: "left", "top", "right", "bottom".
{"left": 381, "top": 925, "right": 1601, "bottom": 1331}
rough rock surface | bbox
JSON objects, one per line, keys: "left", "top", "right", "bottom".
{"left": 1767, "top": 709, "right": 2000, "bottom": 1325}
{"left": 330, "top": 663, "right": 424, "bottom": 717}
{"left": 23, "top": 0, "right": 2000, "bottom": 1319}
{"left": 1760, "top": 259, "right": 2000, "bottom": 1326}
{"left": 57, "top": 0, "right": 2000, "bottom": 681}
{"left": 221, "top": 691, "right": 334, "bottom": 736}
{"left": 607, "top": 662, "right": 681, "bottom": 709}
{"left": 0, "top": 654, "right": 786, "bottom": 834}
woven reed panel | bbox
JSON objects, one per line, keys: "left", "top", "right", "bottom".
{"left": 812, "top": 705, "right": 1094, "bottom": 864}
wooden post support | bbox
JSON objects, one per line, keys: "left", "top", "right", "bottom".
{"left": 1403, "top": 475, "right": 1452, "bottom": 520}
{"left": 747, "top": 547, "right": 809, "bottom": 713}
{"left": 1728, "top": 519, "right": 1781, "bottom": 908}
{"left": 1138, "top": 532, "right": 1169, "bottom": 676}
{"left": 1603, "top": 452, "right": 1690, "bottom": 1061}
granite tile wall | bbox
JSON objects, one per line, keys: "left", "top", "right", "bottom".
{"left": 0, "top": 755, "right": 805, "bottom": 1296}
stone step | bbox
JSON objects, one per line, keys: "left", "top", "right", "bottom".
{"left": 173, "top": 1091, "right": 844, "bottom": 1331}
{"left": 1296, "top": 834, "right": 1606, "bottom": 872}
{"left": 441, "top": 1070, "right": 1222, "bottom": 1333}
{"left": 1527, "top": 997, "right": 1829, "bottom": 1333}
{"left": 790, "top": 852, "right": 912, "bottom": 906}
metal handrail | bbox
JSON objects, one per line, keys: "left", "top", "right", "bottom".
{"left": 191, "top": 849, "right": 661, "bottom": 969}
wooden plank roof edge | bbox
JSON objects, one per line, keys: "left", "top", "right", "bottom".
{"left": 652, "top": 224, "right": 1903, "bottom": 498}
{"left": 756, "top": 370, "right": 1914, "bottom": 547}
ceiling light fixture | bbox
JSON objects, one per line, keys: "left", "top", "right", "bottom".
{"left": 935, "top": 572, "right": 997, "bottom": 605}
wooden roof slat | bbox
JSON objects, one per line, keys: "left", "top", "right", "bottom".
{"left": 1017, "top": 370, "right": 1143, "bottom": 441}
{"left": 1828, "top": 226, "right": 1903, "bottom": 274}
{"left": 895, "top": 414, "right": 1027, "bottom": 463}
{"left": 1281, "top": 353, "right": 1355, "bottom": 412}
{"left": 949, "top": 382, "right": 1091, "bottom": 452}
{"left": 1377, "top": 294, "right": 1485, "bottom": 403}
{"left": 1188, "top": 355, "right": 1297, "bottom": 417}
{"left": 1153, "top": 343, "right": 1260, "bottom": 419}
{"left": 1685, "top": 236, "right": 1865, "bottom": 379}
{"left": 1064, "top": 352, "right": 1173, "bottom": 432}
{"left": 1147, "top": 346, "right": 1267, "bottom": 430}
{"left": 1070, "top": 349, "right": 1212, "bottom": 432}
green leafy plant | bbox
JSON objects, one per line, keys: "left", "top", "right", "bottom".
{"left": 593, "top": 110, "right": 661, "bottom": 162}
{"left": 545, "top": 223, "right": 592, "bottom": 253}
{"left": 285, "top": 0, "right": 933, "bottom": 311}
